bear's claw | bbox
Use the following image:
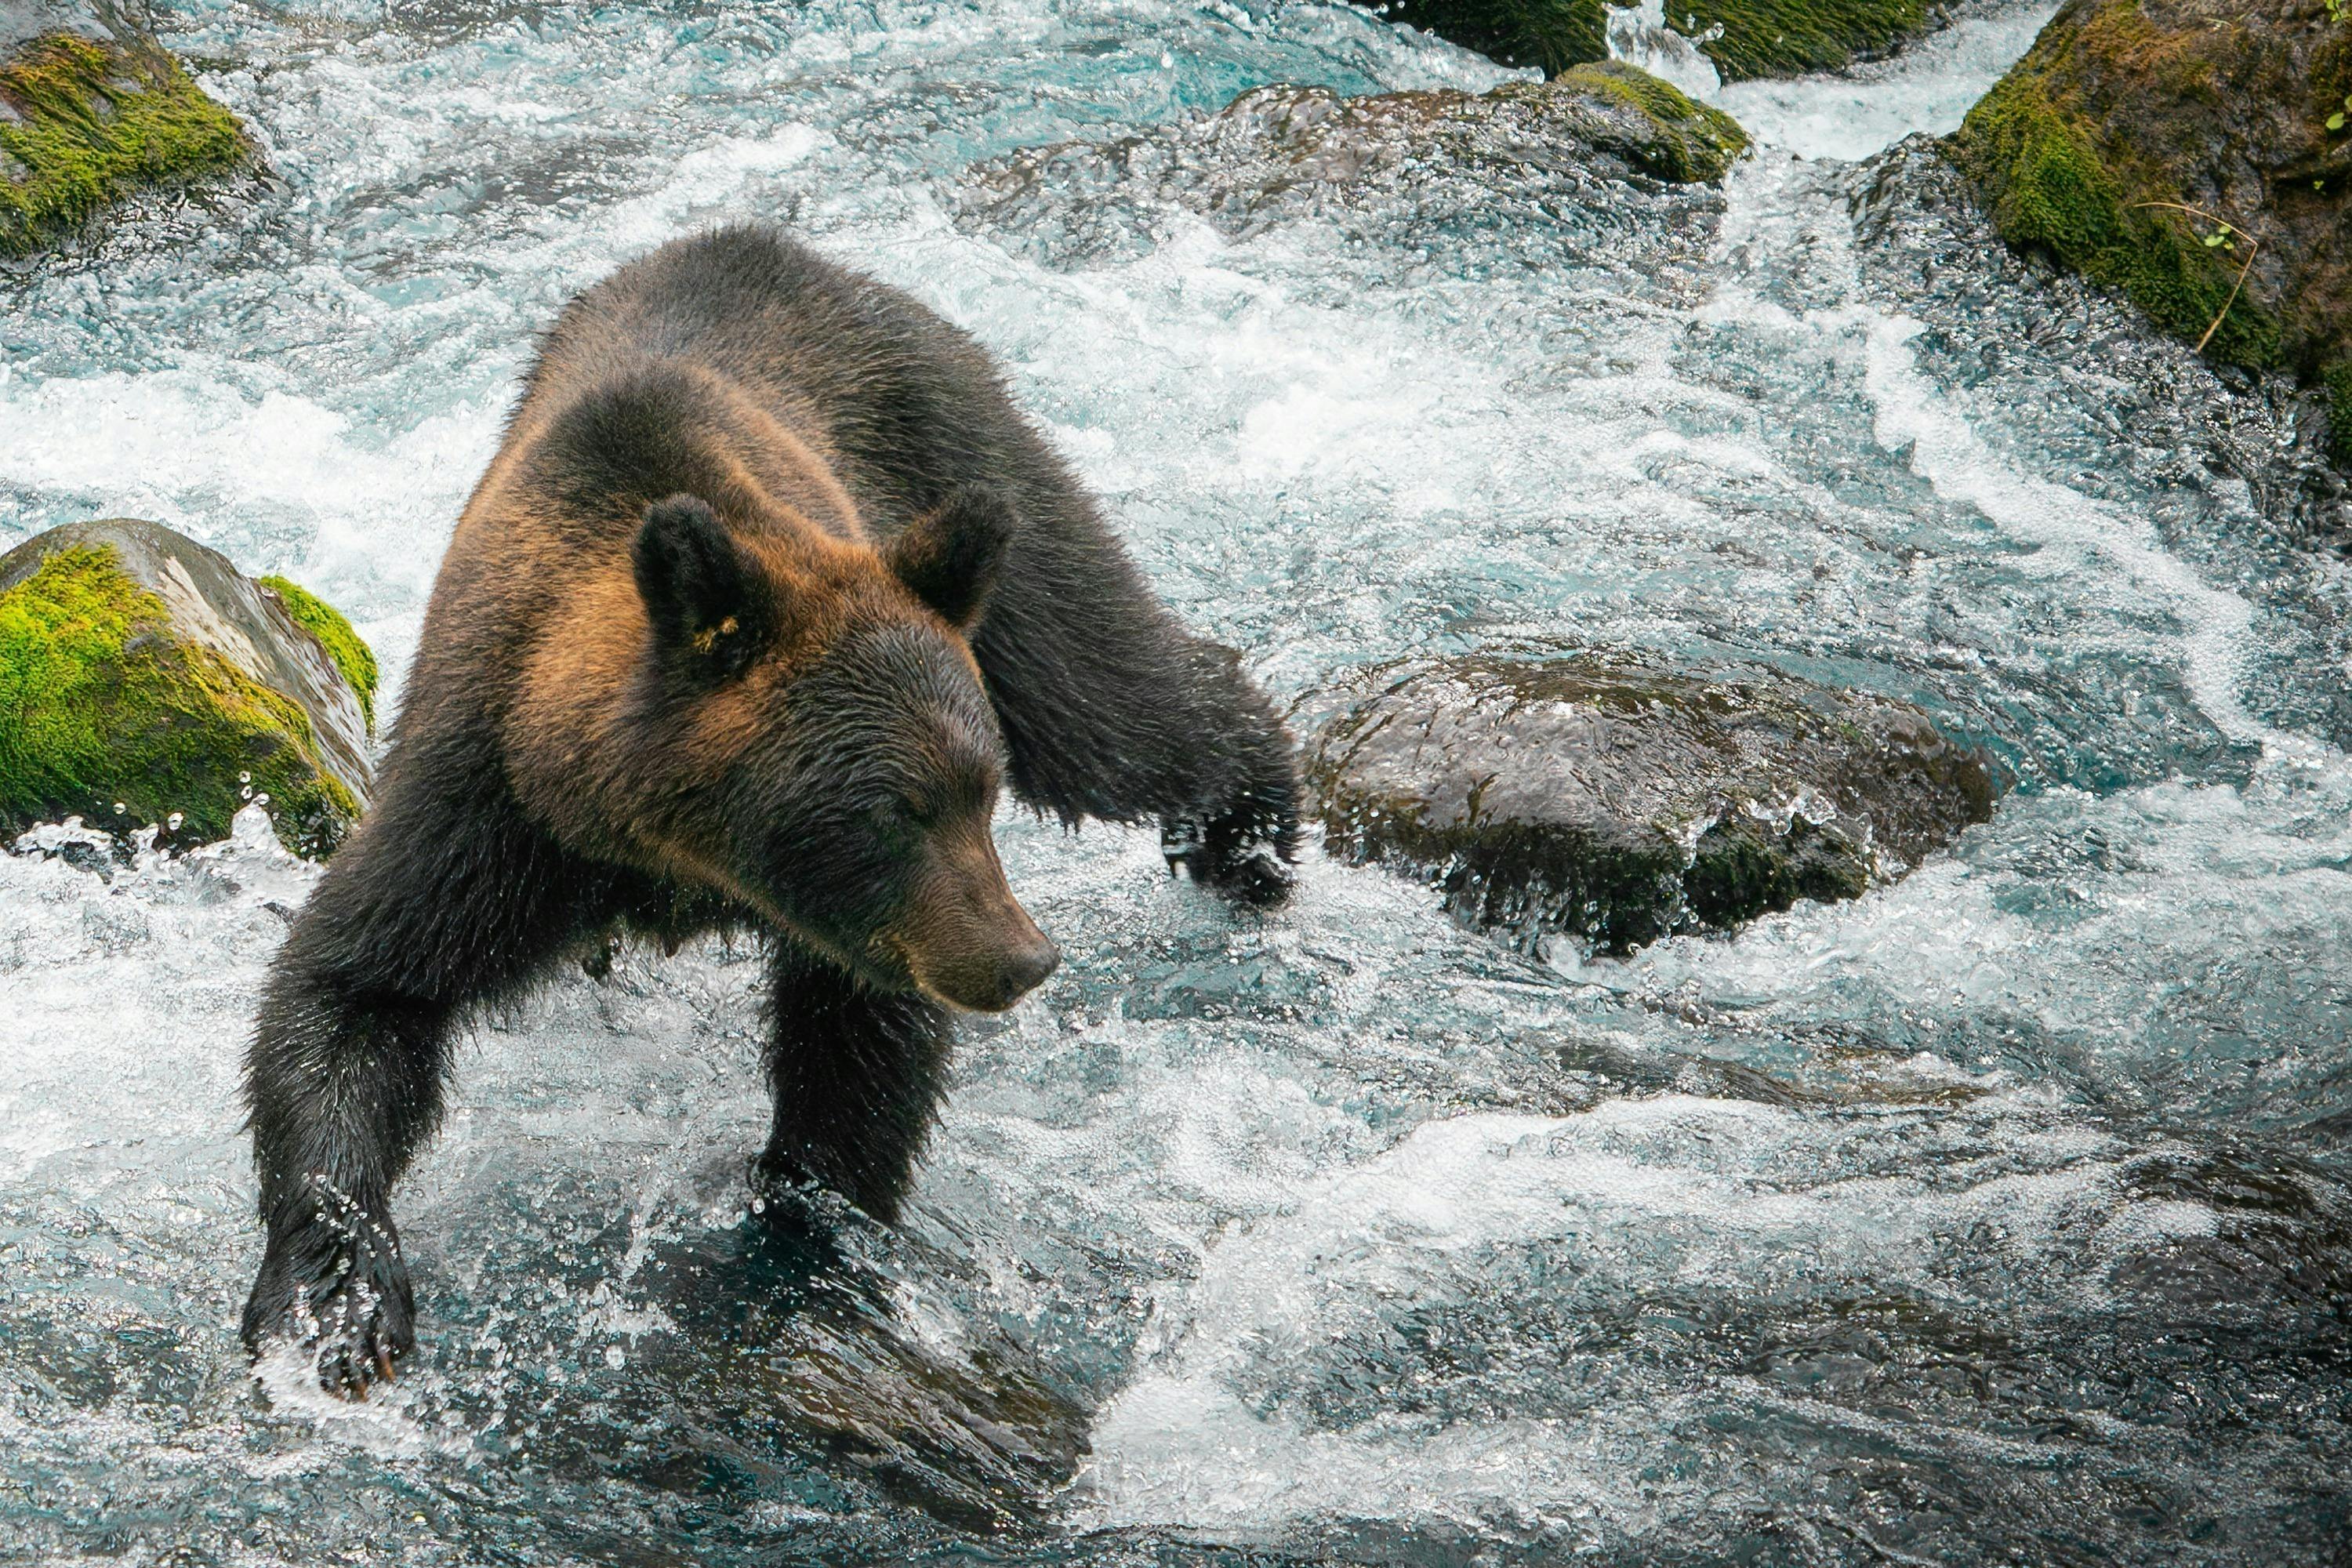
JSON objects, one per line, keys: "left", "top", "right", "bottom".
{"left": 244, "top": 1177, "right": 418, "bottom": 1399}
{"left": 1162, "top": 818, "right": 1296, "bottom": 908}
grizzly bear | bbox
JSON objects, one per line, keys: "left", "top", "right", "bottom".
{"left": 240, "top": 226, "right": 1300, "bottom": 1395}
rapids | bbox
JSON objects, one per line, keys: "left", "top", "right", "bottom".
{"left": 2, "top": 0, "right": 2347, "bottom": 1562}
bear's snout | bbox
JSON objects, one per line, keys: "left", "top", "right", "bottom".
{"left": 958, "top": 926, "right": 1062, "bottom": 1013}
{"left": 894, "top": 833, "right": 1062, "bottom": 1013}
{"left": 910, "top": 913, "right": 1059, "bottom": 1014}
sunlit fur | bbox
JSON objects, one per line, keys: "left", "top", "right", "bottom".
{"left": 240, "top": 224, "right": 1301, "bottom": 1396}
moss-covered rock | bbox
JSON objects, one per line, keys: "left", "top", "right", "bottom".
{"left": 1374, "top": 0, "right": 1942, "bottom": 82}
{"left": 0, "top": 520, "right": 376, "bottom": 856}
{"left": 1947, "top": 0, "right": 2351, "bottom": 440}
{"left": 0, "top": 4, "right": 251, "bottom": 258}
{"left": 258, "top": 574, "right": 379, "bottom": 732}
{"left": 1309, "top": 649, "right": 2000, "bottom": 955}
{"left": 1676, "top": 0, "right": 1936, "bottom": 81}
{"left": 1552, "top": 60, "right": 1748, "bottom": 180}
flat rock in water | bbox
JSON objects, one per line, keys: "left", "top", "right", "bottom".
{"left": 957, "top": 64, "right": 1744, "bottom": 288}
{"left": 0, "top": 518, "right": 376, "bottom": 855}
{"left": 1310, "top": 650, "right": 2000, "bottom": 954}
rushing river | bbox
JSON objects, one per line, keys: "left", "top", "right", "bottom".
{"left": 4, "top": 0, "right": 2350, "bottom": 1562}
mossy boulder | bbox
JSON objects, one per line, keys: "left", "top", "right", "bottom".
{"left": 1309, "top": 650, "right": 2000, "bottom": 955}
{"left": 0, "top": 519, "right": 376, "bottom": 856}
{"left": 1549, "top": 60, "right": 1750, "bottom": 180}
{"left": 1946, "top": 0, "right": 2352, "bottom": 456}
{"left": 0, "top": 1, "right": 252, "bottom": 258}
{"left": 1373, "top": 0, "right": 1943, "bottom": 82}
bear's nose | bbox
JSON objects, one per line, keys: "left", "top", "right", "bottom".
{"left": 990, "top": 933, "right": 1060, "bottom": 1009}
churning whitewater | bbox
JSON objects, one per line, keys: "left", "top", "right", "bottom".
{"left": 2, "top": 0, "right": 2348, "bottom": 1563}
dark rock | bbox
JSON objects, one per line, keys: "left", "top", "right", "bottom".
{"left": 1945, "top": 0, "right": 2352, "bottom": 467}
{"left": 1309, "top": 649, "right": 2000, "bottom": 954}
{"left": 1373, "top": 0, "right": 1948, "bottom": 82}
{"left": 0, "top": 518, "right": 376, "bottom": 855}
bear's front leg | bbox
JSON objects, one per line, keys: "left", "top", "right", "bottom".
{"left": 757, "top": 942, "right": 955, "bottom": 1225}
{"left": 242, "top": 985, "right": 448, "bottom": 1396}
{"left": 241, "top": 752, "right": 597, "bottom": 1397}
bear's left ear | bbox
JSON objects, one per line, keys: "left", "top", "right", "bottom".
{"left": 884, "top": 486, "right": 1014, "bottom": 630}
{"left": 633, "top": 494, "right": 775, "bottom": 680}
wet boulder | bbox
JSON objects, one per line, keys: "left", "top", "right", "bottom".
{"left": 1372, "top": 0, "right": 1947, "bottom": 82}
{"left": 1309, "top": 651, "right": 1999, "bottom": 954}
{"left": 0, "top": 518, "right": 376, "bottom": 855}
{"left": 0, "top": 0, "right": 252, "bottom": 258}
{"left": 960, "top": 64, "right": 1746, "bottom": 282}
{"left": 1947, "top": 0, "right": 2352, "bottom": 468}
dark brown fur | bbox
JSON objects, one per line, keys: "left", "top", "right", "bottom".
{"left": 240, "top": 226, "right": 1300, "bottom": 1396}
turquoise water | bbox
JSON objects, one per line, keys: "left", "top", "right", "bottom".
{"left": 2, "top": 1, "right": 2349, "bottom": 1562}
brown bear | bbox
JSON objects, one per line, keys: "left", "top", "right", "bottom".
{"left": 240, "top": 225, "right": 1300, "bottom": 1396}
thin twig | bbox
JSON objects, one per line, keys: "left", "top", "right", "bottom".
{"left": 2130, "top": 199, "right": 2259, "bottom": 353}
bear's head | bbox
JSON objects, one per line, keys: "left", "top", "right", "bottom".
{"left": 621, "top": 488, "right": 1058, "bottom": 1013}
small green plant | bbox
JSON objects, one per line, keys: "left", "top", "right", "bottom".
{"left": 2129, "top": 201, "right": 2259, "bottom": 353}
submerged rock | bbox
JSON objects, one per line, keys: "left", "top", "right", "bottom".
{"left": 1309, "top": 650, "right": 1999, "bottom": 954}
{"left": 1373, "top": 0, "right": 1947, "bottom": 82}
{"left": 0, "top": 0, "right": 252, "bottom": 259}
{"left": 960, "top": 65, "right": 1745, "bottom": 282}
{"left": 0, "top": 518, "right": 376, "bottom": 855}
{"left": 1946, "top": 0, "right": 2352, "bottom": 466}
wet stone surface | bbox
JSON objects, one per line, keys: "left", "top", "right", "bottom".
{"left": 958, "top": 66, "right": 1740, "bottom": 296}
{"left": 1310, "top": 648, "right": 2001, "bottom": 953}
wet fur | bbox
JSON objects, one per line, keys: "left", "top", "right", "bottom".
{"left": 241, "top": 226, "right": 1300, "bottom": 1392}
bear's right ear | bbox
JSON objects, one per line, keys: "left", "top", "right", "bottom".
{"left": 884, "top": 485, "right": 1014, "bottom": 630}
{"left": 633, "top": 495, "right": 774, "bottom": 680}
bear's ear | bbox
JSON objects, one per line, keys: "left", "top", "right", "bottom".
{"left": 884, "top": 486, "right": 1014, "bottom": 630}
{"left": 633, "top": 494, "right": 774, "bottom": 679}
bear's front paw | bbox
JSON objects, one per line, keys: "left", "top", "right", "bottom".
{"left": 241, "top": 1181, "right": 416, "bottom": 1399}
{"left": 1163, "top": 815, "right": 1296, "bottom": 909}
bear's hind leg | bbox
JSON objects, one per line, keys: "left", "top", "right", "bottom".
{"left": 757, "top": 942, "right": 953, "bottom": 1225}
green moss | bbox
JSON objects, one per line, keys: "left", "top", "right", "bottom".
{"left": 1556, "top": 59, "right": 1749, "bottom": 180}
{"left": 1678, "top": 0, "right": 1930, "bottom": 82}
{"left": 2327, "top": 362, "right": 2352, "bottom": 469}
{"left": 0, "top": 32, "right": 249, "bottom": 258}
{"left": 260, "top": 575, "right": 379, "bottom": 734}
{"left": 1949, "top": 62, "right": 2280, "bottom": 371}
{"left": 1379, "top": 0, "right": 1606, "bottom": 79}
{"left": 0, "top": 546, "right": 361, "bottom": 854}
{"left": 1371, "top": 0, "right": 1934, "bottom": 81}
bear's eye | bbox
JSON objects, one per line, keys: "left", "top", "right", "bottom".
{"left": 866, "top": 797, "right": 931, "bottom": 838}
